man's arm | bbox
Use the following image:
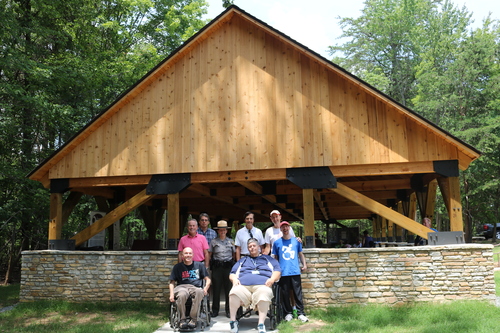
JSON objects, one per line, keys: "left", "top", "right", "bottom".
{"left": 203, "top": 276, "right": 211, "bottom": 295}
{"left": 177, "top": 251, "right": 182, "bottom": 263}
{"left": 299, "top": 251, "right": 307, "bottom": 271}
{"left": 229, "top": 273, "right": 240, "bottom": 286}
{"left": 265, "top": 270, "right": 281, "bottom": 287}
{"left": 235, "top": 246, "right": 241, "bottom": 261}
{"left": 204, "top": 249, "right": 210, "bottom": 269}
{"left": 169, "top": 280, "right": 176, "bottom": 302}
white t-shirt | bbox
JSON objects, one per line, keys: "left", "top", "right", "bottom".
{"left": 265, "top": 226, "right": 296, "bottom": 249}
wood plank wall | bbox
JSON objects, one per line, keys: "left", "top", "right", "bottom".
{"left": 50, "top": 15, "right": 460, "bottom": 179}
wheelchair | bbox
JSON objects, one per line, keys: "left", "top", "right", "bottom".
{"left": 170, "top": 285, "right": 211, "bottom": 331}
{"left": 235, "top": 283, "right": 283, "bottom": 330}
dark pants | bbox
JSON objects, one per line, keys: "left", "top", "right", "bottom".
{"left": 211, "top": 263, "right": 232, "bottom": 314}
{"left": 279, "top": 275, "right": 305, "bottom": 316}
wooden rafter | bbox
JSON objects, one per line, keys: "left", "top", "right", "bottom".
{"left": 71, "top": 189, "right": 156, "bottom": 246}
{"left": 238, "top": 181, "right": 303, "bottom": 221}
{"left": 313, "top": 190, "right": 329, "bottom": 220}
{"left": 330, "top": 183, "right": 434, "bottom": 238}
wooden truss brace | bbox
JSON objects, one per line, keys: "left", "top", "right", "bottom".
{"left": 71, "top": 189, "right": 156, "bottom": 247}
{"left": 330, "top": 183, "right": 434, "bottom": 238}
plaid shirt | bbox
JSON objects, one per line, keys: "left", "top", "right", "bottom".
{"left": 197, "top": 227, "right": 217, "bottom": 246}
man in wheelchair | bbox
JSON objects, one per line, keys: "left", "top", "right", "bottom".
{"left": 228, "top": 238, "right": 281, "bottom": 333}
{"left": 169, "top": 247, "right": 211, "bottom": 330}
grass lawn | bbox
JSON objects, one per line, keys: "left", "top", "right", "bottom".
{"left": 0, "top": 289, "right": 167, "bottom": 333}
{"left": 2, "top": 261, "right": 500, "bottom": 333}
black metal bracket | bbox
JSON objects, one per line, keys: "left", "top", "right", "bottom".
{"left": 433, "top": 160, "right": 459, "bottom": 177}
{"left": 146, "top": 173, "right": 191, "bottom": 195}
{"left": 286, "top": 167, "right": 336, "bottom": 189}
{"left": 50, "top": 178, "right": 69, "bottom": 193}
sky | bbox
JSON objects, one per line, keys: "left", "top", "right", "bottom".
{"left": 203, "top": 0, "right": 499, "bottom": 58}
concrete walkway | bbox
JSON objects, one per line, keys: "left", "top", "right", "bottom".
{"left": 154, "top": 301, "right": 278, "bottom": 333}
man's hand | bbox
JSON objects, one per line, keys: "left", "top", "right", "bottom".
{"left": 232, "top": 277, "right": 240, "bottom": 286}
{"left": 203, "top": 286, "right": 209, "bottom": 295}
{"left": 265, "top": 278, "right": 274, "bottom": 287}
{"left": 169, "top": 294, "right": 175, "bottom": 303}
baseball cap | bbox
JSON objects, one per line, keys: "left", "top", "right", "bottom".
{"left": 280, "top": 221, "right": 290, "bottom": 227}
{"left": 270, "top": 210, "right": 281, "bottom": 216}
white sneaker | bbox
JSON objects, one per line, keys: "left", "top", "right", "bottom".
{"left": 285, "top": 314, "right": 293, "bottom": 322}
{"left": 257, "top": 323, "right": 266, "bottom": 333}
{"left": 229, "top": 320, "right": 239, "bottom": 333}
{"left": 298, "top": 314, "right": 309, "bottom": 322}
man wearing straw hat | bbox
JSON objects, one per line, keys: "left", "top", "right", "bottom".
{"left": 208, "top": 220, "right": 235, "bottom": 318}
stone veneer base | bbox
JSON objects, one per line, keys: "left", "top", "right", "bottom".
{"left": 20, "top": 244, "right": 496, "bottom": 306}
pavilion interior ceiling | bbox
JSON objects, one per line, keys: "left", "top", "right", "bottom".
{"left": 73, "top": 172, "right": 430, "bottom": 224}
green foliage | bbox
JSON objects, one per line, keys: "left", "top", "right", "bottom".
{"left": 0, "top": 284, "right": 20, "bottom": 308}
{"left": 0, "top": 0, "right": 208, "bottom": 280}
{"left": 331, "top": 0, "right": 500, "bottom": 238}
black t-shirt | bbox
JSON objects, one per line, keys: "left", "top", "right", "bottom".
{"left": 169, "top": 261, "right": 207, "bottom": 288}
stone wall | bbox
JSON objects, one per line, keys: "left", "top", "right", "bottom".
{"left": 21, "top": 244, "right": 496, "bottom": 305}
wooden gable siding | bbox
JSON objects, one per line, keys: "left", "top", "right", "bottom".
{"left": 50, "top": 14, "right": 462, "bottom": 179}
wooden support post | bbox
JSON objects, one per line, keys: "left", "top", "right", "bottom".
{"left": 381, "top": 218, "right": 388, "bottom": 241}
{"left": 303, "top": 188, "right": 315, "bottom": 248}
{"left": 406, "top": 192, "right": 418, "bottom": 243}
{"left": 71, "top": 189, "right": 155, "bottom": 247}
{"left": 167, "top": 193, "right": 180, "bottom": 249}
{"left": 395, "top": 203, "right": 404, "bottom": 242}
{"left": 49, "top": 193, "right": 63, "bottom": 240}
{"left": 437, "top": 177, "right": 464, "bottom": 232}
{"left": 425, "top": 179, "right": 438, "bottom": 221}
{"left": 376, "top": 215, "right": 382, "bottom": 240}
{"left": 387, "top": 220, "right": 394, "bottom": 242}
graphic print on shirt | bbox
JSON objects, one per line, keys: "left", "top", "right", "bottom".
{"left": 181, "top": 268, "right": 200, "bottom": 280}
{"left": 281, "top": 244, "right": 296, "bottom": 260}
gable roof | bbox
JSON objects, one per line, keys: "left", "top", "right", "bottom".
{"left": 28, "top": 5, "right": 480, "bottom": 187}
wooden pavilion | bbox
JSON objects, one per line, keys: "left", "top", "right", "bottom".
{"left": 28, "top": 5, "right": 480, "bottom": 249}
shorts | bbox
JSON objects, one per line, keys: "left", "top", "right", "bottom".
{"left": 229, "top": 284, "right": 273, "bottom": 310}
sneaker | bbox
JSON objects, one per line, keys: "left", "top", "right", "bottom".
{"left": 187, "top": 319, "right": 197, "bottom": 328}
{"left": 229, "top": 320, "right": 239, "bottom": 333}
{"left": 179, "top": 319, "right": 188, "bottom": 329}
{"left": 298, "top": 314, "right": 309, "bottom": 322}
{"left": 257, "top": 323, "right": 266, "bottom": 333}
{"left": 285, "top": 313, "right": 293, "bottom": 322}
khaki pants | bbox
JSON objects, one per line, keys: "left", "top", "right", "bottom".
{"left": 174, "top": 284, "right": 204, "bottom": 320}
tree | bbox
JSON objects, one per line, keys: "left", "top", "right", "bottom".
{"left": 414, "top": 19, "right": 500, "bottom": 241}
{"left": 329, "top": 0, "right": 471, "bottom": 107}
{"left": 331, "top": 0, "right": 500, "bottom": 239}
{"left": 0, "top": 0, "right": 208, "bottom": 283}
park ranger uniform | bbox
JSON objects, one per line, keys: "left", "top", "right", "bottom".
{"left": 209, "top": 225, "right": 235, "bottom": 317}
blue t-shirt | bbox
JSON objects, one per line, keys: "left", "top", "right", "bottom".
{"left": 230, "top": 255, "right": 281, "bottom": 285}
{"left": 272, "top": 237, "right": 302, "bottom": 276}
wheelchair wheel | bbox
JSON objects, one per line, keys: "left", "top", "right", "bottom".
{"left": 170, "top": 302, "right": 180, "bottom": 331}
{"left": 269, "top": 284, "right": 283, "bottom": 330}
